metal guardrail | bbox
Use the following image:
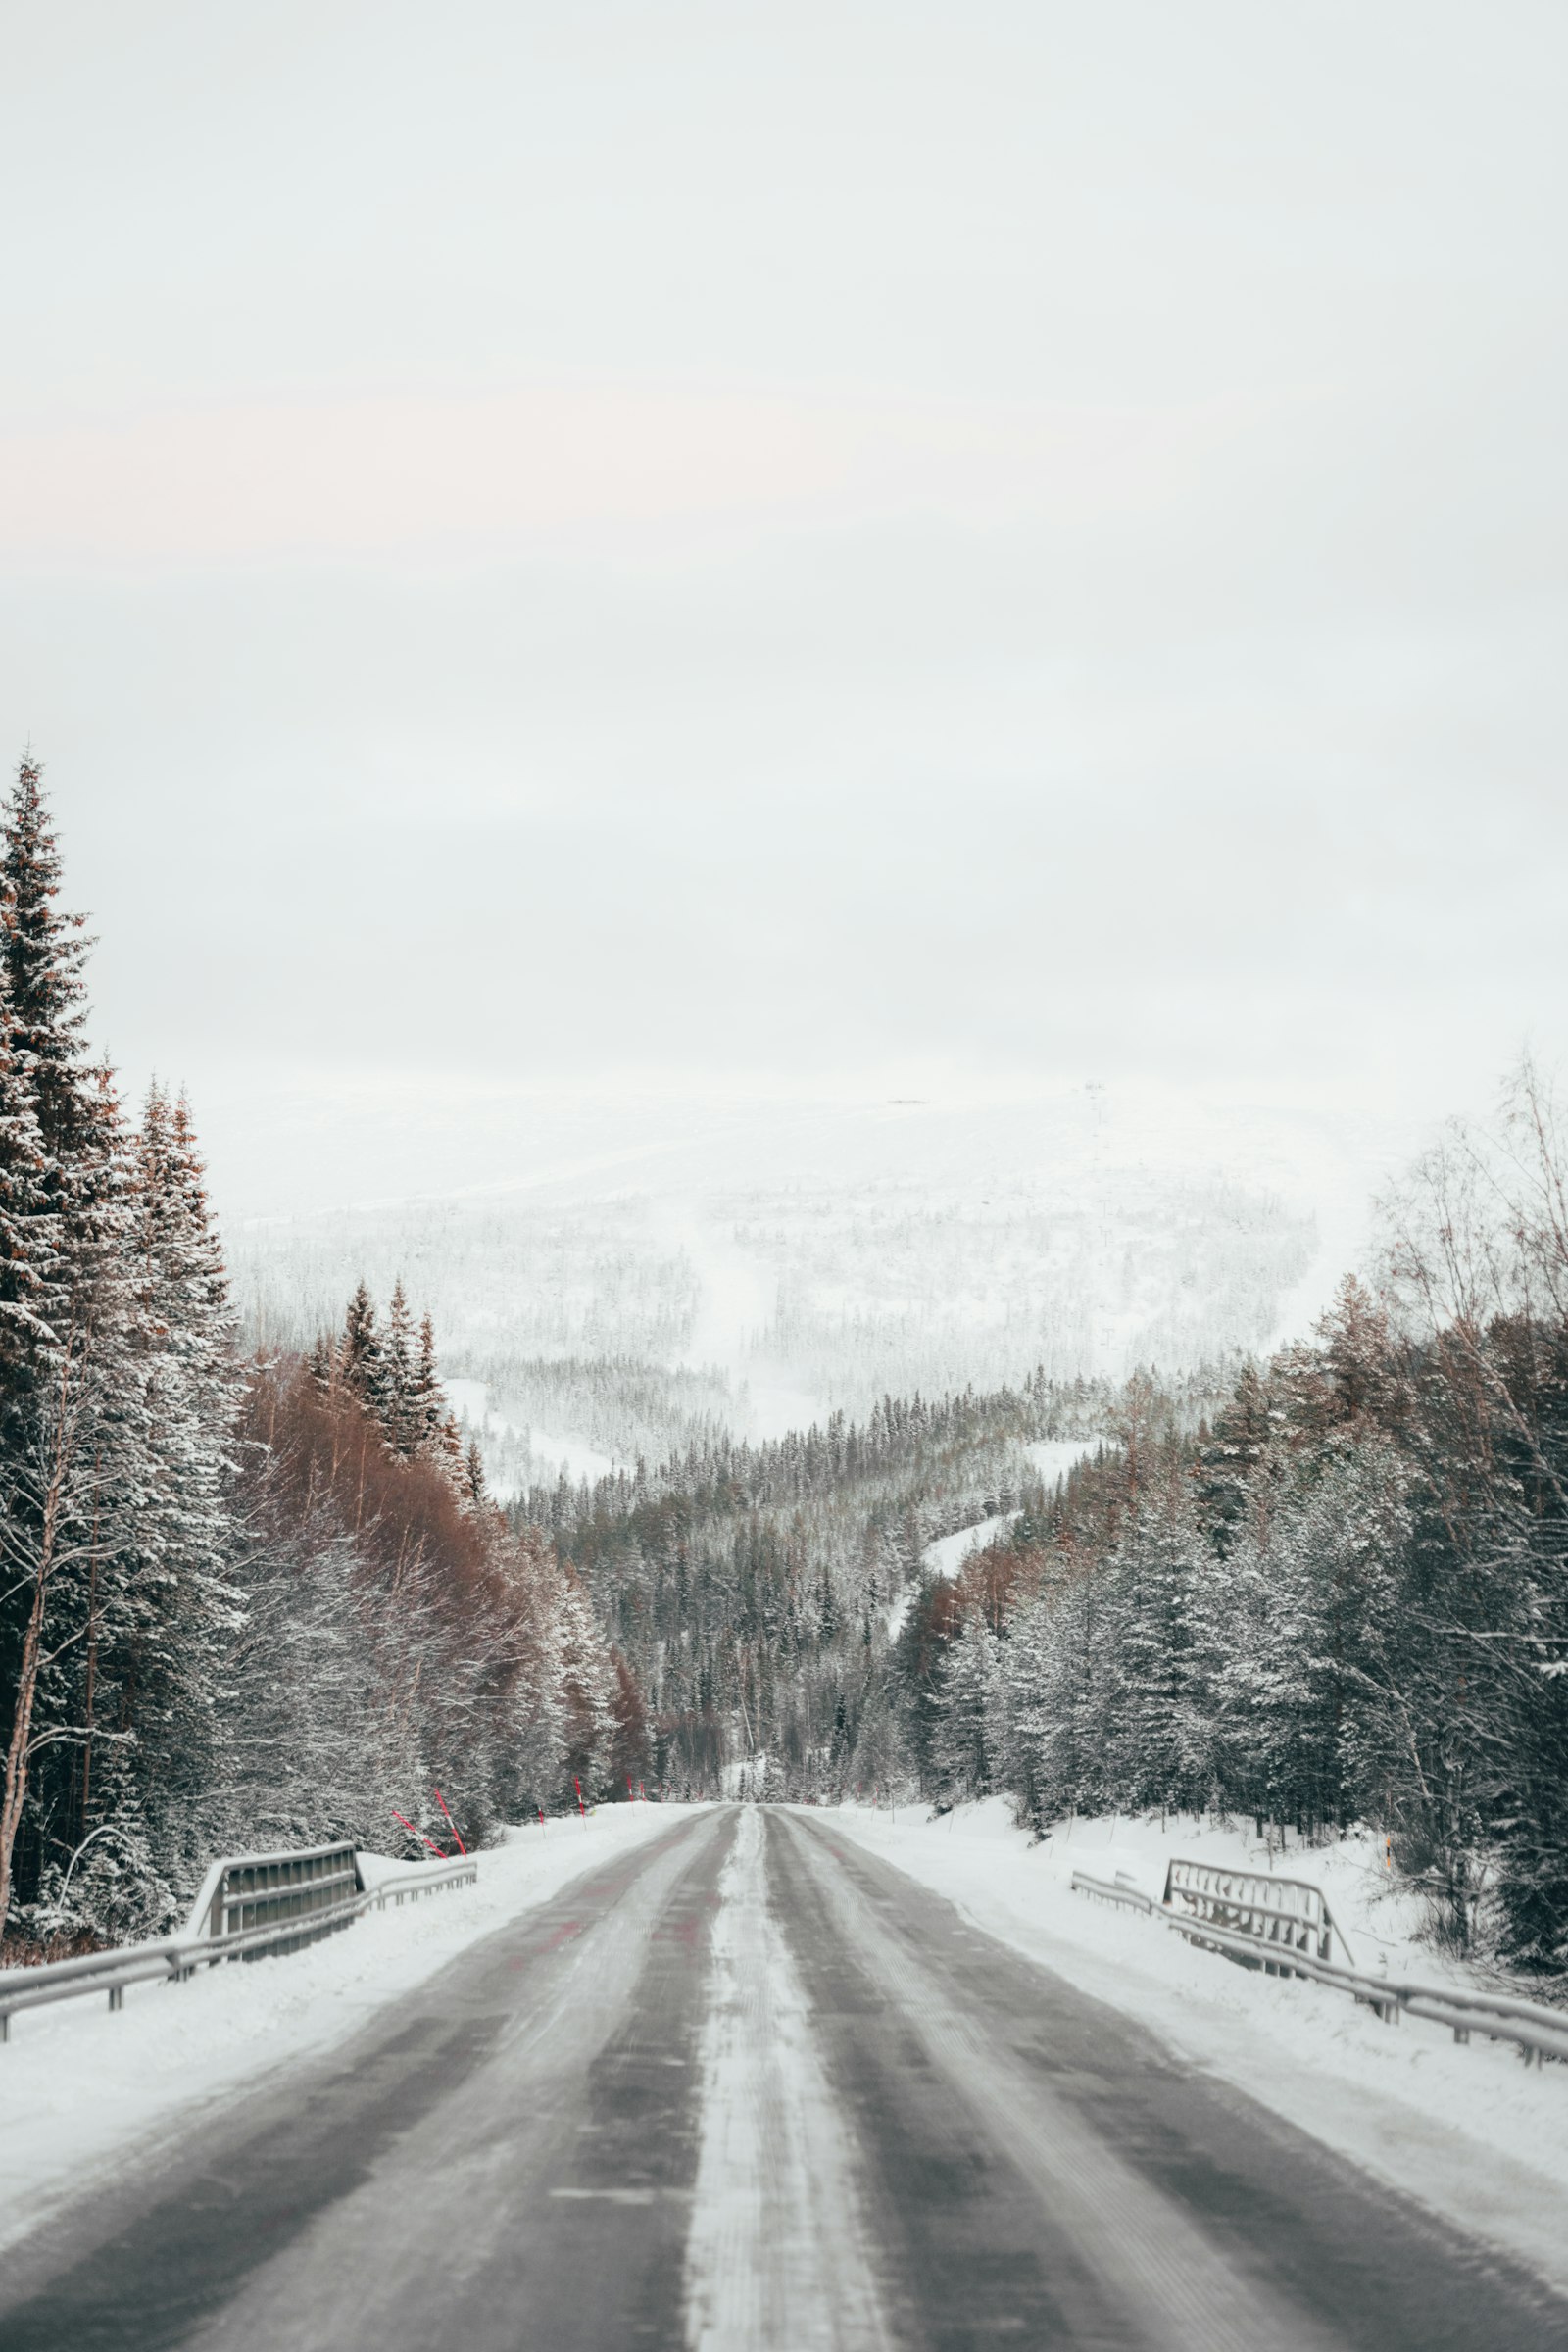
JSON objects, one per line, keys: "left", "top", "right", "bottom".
{"left": 1162, "top": 1855, "right": 1354, "bottom": 1966}
{"left": 1070, "top": 1868, "right": 1568, "bottom": 2068}
{"left": 187, "top": 1838, "right": 362, "bottom": 1944}
{"left": 0, "top": 1850, "right": 477, "bottom": 2042}
{"left": 1070, "top": 1869, "right": 1153, "bottom": 1916}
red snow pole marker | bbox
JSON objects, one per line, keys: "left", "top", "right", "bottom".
{"left": 433, "top": 1787, "right": 467, "bottom": 1855}
{"left": 574, "top": 1776, "right": 586, "bottom": 1819}
{"left": 391, "top": 1809, "right": 449, "bottom": 1858}
{"left": 538, "top": 1805, "right": 546, "bottom": 1828}
{"left": 626, "top": 1773, "right": 634, "bottom": 1801}
{"left": 638, "top": 1781, "right": 646, "bottom": 1802}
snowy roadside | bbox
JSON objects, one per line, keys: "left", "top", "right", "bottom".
{"left": 818, "top": 1799, "right": 1568, "bottom": 2295}
{"left": 0, "top": 1804, "right": 697, "bottom": 2260}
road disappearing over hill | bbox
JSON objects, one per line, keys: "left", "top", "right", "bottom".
{"left": 1, "top": 1805, "right": 1562, "bottom": 2351}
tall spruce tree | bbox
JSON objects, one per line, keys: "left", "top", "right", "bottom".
{"left": 338, "top": 1281, "right": 389, "bottom": 1424}
{"left": 409, "top": 1311, "right": 447, "bottom": 1453}
{"left": 383, "top": 1279, "right": 417, "bottom": 1453}
{"left": 0, "top": 936, "right": 60, "bottom": 1415}
{"left": 0, "top": 759, "right": 141, "bottom": 1935}
{"left": 78, "top": 1086, "right": 244, "bottom": 1928}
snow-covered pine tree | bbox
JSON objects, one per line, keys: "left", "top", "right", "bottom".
{"left": 383, "top": 1279, "right": 418, "bottom": 1454}
{"left": 0, "top": 927, "right": 65, "bottom": 1936}
{"left": 409, "top": 1312, "right": 446, "bottom": 1453}
{"left": 1193, "top": 1363, "right": 1278, "bottom": 1552}
{"left": 434, "top": 1408, "right": 466, "bottom": 1492}
{"left": 337, "top": 1281, "right": 389, "bottom": 1424}
{"left": 0, "top": 927, "right": 60, "bottom": 1435}
{"left": 0, "top": 759, "right": 144, "bottom": 1937}
{"left": 82, "top": 1084, "right": 244, "bottom": 1930}
{"left": 2, "top": 761, "right": 100, "bottom": 1222}
{"left": 555, "top": 1572, "right": 618, "bottom": 1801}
{"left": 931, "top": 1606, "right": 997, "bottom": 1799}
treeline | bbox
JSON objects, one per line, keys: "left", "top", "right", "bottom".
{"left": 462, "top": 1352, "right": 739, "bottom": 1485}
{"left": 908, "top": 1072, "right": 1568, "bottom": 1979}
{"left": 526, "top": 1368, "right": 1117, "bottom": 1535}
{"left": 0, "top": 761, "right": 636, "bottom": 1953}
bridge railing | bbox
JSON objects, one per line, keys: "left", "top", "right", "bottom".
{"left": 184, "top": 1838, "right": 364, "bottom": 1950}
{"left": 1161, "top": 1855, "right": 1354, "bottom": 1966}
{"left": 0, "top": 1848, "right": 476, "bottom": 2042}
{"left": 1070, "top": 1866, "right": 1568, "bottom": 2068}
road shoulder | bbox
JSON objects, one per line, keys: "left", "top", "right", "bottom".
{"left": 815, "top": 1801, "right": 1568, "bottom": 2299}
{"left": 0, "top": 1804, "right": 701, "bottom": 2264}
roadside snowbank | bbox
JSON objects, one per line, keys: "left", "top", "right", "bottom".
{"left": 822, "top": 1799, "right": 1568, "bottom": 2294}
{"left": 0, "top": 1803, "right": 693, "bottom": 2259}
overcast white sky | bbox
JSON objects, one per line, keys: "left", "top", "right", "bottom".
{"left": 2, "top": 2, "right": 1564, "bottom": 1205}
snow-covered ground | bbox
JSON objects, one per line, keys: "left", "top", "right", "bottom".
{"left": 1025, "top": 1437, "right": 1103, "bottom": 1488}
{"left": 0, "top": 1804, "right": 689, "bottom": 2261}
{"left": 823, "top": 1799, "right": 1568, "bottom": 2295}
{"left": 890, "top": 1446, "right": 1102, "bottom": 1638}
{"left": 921, "top": 1514, "right": 1017, "bottom": 1580}
{"left": 920, "top": 1445, "right": 1102, "bottom": 1584}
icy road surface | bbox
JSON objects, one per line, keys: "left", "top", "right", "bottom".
{"left": 1, "top": 1806, "right": 1563, "bottom": 2351}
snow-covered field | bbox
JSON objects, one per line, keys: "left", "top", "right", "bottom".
{"left": 0, "top": 1804, "right": 689, "bottom": 2261}
{"left": 823, "top": 1799, "right": 1568, "bottom": 2294}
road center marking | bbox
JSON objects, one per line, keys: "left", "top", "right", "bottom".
{"left": 682, "top": 1809, "right": 891, "bottom": 2352}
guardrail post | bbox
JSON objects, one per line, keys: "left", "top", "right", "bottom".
{"left": 108, "top": 1985, "right": 123, "bottom": 2012}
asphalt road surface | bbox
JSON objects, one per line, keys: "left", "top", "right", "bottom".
{"left": 1, "top": 1804, "right": 1563, "bottom": 2352}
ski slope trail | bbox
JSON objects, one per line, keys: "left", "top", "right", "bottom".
{"left": 2, "top": 1805, "right": 1564, "bottom": 2351}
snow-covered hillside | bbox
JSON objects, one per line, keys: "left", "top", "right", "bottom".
{"left": 222, "top": 1086, "right": 1400, "bottom": 1461}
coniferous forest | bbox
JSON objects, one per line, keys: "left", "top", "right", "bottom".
{"left": 0, "top": 760, "right": 630, "bottom": 1951}
{"left": 3, "top": 751, "right": 1566, "bottom": 1991}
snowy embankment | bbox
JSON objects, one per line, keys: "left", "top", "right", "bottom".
{"left": 0, "top": 1804, "right": 690, "bottom": 2260}
{"left": 824, "top": 1799, "right": 1568, "bottom": 2294}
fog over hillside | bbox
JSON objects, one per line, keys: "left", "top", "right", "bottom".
{"left": 221, "top": 1082, "right": 1404, "bottom": 1485}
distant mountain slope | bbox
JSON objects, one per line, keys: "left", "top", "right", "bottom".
{"left": 221, "top": 1086, "right": 1394, "bottom": 1463}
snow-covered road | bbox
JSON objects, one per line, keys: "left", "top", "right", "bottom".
{"left": 1, "top": 1805, "right": 1563, "bottom": 2350}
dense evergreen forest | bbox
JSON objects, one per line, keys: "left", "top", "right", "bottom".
{"left": 0, "top": 761, "right": 630, "bottom": 1953}
{"left": 520, "top": 1366, "right": 1221, "bottom": 1796}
